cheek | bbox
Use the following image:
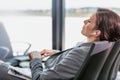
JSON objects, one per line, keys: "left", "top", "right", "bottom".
{"left": 82, "top": 25, "right": 89, "bottom": 32}
{"left": 81, "top": 25, "right": 93, "bottom": 34}
{"left": 81, "top": 26, "right": 87, "bottom": 34}
{"left": 86, "top": 24, "right": 94, "bottom": 31}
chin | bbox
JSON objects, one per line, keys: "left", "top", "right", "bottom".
{"left": 81, "top": 33, "right": 86, "bottom": 36}
{"left": 81, "top": 31, "right": 87, "bottom": 37}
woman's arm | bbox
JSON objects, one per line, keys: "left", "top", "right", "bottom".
{"left": 29, "top": 45, "right": 91, "bottom": 80}
{"left": 40, "top": 49, "right": 60, "bottom": 57}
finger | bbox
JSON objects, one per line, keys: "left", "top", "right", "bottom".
{"left": 28, "top": 53, "right": 33, "bottom": 59}
{"left": 40, "top": 49, "right": 46, "bottom": 53}
{"left": 40, "top": 49, "right": 47, "bottom": 55}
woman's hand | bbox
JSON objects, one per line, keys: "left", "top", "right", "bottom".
{"left": 0, "top": 60, "right": 4, "bottom": 65}
{"left": 28, "top": 51, "right": 42, "bottom": 60}
{"left": 40, "top": 49, "right": 58, "bottom": 57}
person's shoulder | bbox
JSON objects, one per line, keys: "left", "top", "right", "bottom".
{"left": 72, "top": 42, "right": 93, "bottom": 53}
{"left": 75, "top": 42, "right": 93, "bottom": 47}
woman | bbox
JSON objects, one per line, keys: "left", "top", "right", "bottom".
{"left": 0, "top": 8, "right": 120, "bottom": 80}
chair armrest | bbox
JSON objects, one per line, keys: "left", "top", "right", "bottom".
{"left": 14, "top": 55, "right": 30, "bottom": 61}
{"left": 5, "top": 57, "right": 19, "bottom": 67}
{"left": 5, "top": 55, "right": 30, "bottom": 67}
{"left": 14, "top": 55, "right": 30, "bottom": 68}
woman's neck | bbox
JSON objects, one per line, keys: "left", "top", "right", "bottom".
{"left": 87, "top": 37, "right": 100, "bottom": 42}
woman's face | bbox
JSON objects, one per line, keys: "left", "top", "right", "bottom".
{"left": 81, "top": 13, "right": 97, "bottom": 37}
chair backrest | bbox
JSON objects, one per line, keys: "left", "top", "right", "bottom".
{"left": 98, "top": 40, "right": 120, "bottom": 80}
{"left": 73, "top": 41, "right": 114, "bottom": 80}
{"left": 110, "top": 51, "right": 120, "bottom": 80}
{"left": 0, "top": 47, "right": 9, "bottom": 60}
{"left": 0, "top": 22, "right": 13, "bottom": 59}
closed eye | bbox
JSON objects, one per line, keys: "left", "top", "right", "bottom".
{"left": 88, "top": 20, "right": 91, "bottom": 23}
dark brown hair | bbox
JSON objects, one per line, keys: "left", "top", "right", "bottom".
{"left": 95, "top": 8, "right": 120, "bottom": 41}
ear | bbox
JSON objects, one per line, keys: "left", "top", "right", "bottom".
{"left": 95, "top": 30, "right": 101, "bottom": 37}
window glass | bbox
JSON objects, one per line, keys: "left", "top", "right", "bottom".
{"left": 65, "top": 0, "right": 120, "bottom": 49}
{"left": 0, "top": 0, "right": 52, "bottom": 55}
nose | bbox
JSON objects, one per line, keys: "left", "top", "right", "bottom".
{"left": 84, "top": 19, "right": 87, "bottom": 24}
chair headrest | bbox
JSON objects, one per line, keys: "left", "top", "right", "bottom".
{"left": 91, "top": 41, "right": 114, "bottom": 55}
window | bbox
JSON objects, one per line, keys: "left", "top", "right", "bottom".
{"left": 65, "top": 0, "right": 120, "bottom": 49}
{"left": 0, "top": 0, "right": 52, "bottom": 55}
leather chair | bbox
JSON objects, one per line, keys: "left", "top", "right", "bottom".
{"left": 0, "top": 22, "right": 13, "bottom": 59}
{"left": 98, "top": 40, "right": 120, "bottom": 80}
{"left": 0, "top": 22, "right": 31, "bottom": 80}
{"left": 0, "top": 47, "right": 9, "bottom": 60}
{"left": 73, "top": 41, "right": 114, "bottom": 80}
{"left": 0, "top": 22, "right": 31, "bottom": 66}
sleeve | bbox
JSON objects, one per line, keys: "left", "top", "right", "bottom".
{"left": 54, "top": 50, "right": 60, "bottom": 53}
{"left": 30, "top": 59, "right": 43, "bottom": 80}
{"left": 30, "top": 46, "right": 90, "bottom": 80}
